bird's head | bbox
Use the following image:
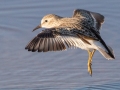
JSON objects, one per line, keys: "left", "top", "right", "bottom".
{"left": 33, "top": 14, "right": 62, "bottom": 31}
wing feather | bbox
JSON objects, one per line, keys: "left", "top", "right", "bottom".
{"left": 32, "top": 37, "right": 40, "bottom": 52}
{"left": 52, "top": 38, "right": 57, "bottom": 51}
{"left": 90, "top": 27, "right": 115, "bottom": 59}
{"left": 73, "top": 9, "right": 104, "bottom": 30}
{"left": 28, "top": 37, "right": 38, "bottom": 51}
{"left": 43, "top": 38, "right": 48, "bottom": 52}
{"left": 25, "top": 28, "right": 88, "bottom": 52}
{"left": 38, "top": 38, "right": 44, "bottom": 52}
{"left": 25, "top": 28, "right": 98, "bottom": 52}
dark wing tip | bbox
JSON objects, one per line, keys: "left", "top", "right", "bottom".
{"left": 73, "top": 9, "right": 104, "bottom": 23}
{"left": 90, "top": 11, "right": 104, "bottom": 30}
{"left": 73, "top": 9, "right": 89, "bottom": 17}
{"left": 73, "top": 9, "right": 104, "bottom": 30}
{"left": 25, "top": 28, "right": 67, "bottom": 52}
{"left": 91, "top": 12, "right": 104, "bottom": 23}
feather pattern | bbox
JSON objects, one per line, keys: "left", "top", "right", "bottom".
{"left": 25, "top": 9, "right": 114, "bottom": 60}
{"left": 25, "top": 27, "right": 115, "bottom": 60}
{"left": 25, "top": 28, "right": 90, "bottom": 52}
{"left": 73, "top": 9, "right": 104, "bottom": 31}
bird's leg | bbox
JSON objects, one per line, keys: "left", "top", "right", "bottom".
{"left": 87, "top": 49, "right": 96, "bottom": 76}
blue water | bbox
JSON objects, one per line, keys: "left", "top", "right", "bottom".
{"left": 0, "top": 0, "right": 120, "bottom": 89}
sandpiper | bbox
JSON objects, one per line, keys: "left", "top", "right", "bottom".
{"left": 25, "top": 9, "right": 115, "bottom": 76}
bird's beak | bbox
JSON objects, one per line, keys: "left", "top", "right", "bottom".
{"left": 32, "top": 25, "right": 41, "bottom": 32}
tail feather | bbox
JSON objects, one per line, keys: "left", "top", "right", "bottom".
{"left": 94, "top": 41, "right": 115, "bottom": 60}
{"left": 107, "top": 45, "right": 115, "bottom": 57}
{"left": 97, "top": 46, "right": 115, "bottom": 60}
{"left": 89, "top": 27, "right": 115, "bottom": 60}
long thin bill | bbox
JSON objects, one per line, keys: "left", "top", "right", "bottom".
{"left": 32, "top": 25, "right": 41, "bottom": 32}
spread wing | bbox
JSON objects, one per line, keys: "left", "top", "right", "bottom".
{"left": 25, "top": 28, "right": 98, "bottom": 52}
{"left": 72, "top": 9, "right": 104, "bottom": 30}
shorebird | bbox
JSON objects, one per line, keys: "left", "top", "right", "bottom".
{"left": 25, "top": 9, "right": 115, "bottom": 76}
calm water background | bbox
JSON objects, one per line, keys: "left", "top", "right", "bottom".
{"left": 0, "top": 0, "right": 120, "bottom": 90}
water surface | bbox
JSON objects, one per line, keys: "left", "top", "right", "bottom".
{"left": 0, "top": 0, "right": 120, "bottom": 89}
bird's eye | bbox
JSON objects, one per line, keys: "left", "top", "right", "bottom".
{"left": 45, "top": 20, "right": 48, "bottom": 22}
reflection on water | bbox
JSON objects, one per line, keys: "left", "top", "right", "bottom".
{"left": 0, "top": 0, "right": 120, "bottom": 89}
{"left": 78, "top": 81, "right": 120, "bottom": 90}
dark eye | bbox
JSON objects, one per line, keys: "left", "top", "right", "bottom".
{"left": 45, "top": 20, "right": 48, "bottom": 22}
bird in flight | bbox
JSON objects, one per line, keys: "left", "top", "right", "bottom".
{"left": 25, "top": 9, "right": 115, "bottom": 76}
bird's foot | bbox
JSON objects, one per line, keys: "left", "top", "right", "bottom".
{"left": 88, "top": 61, "right": 92, "bottom": 76}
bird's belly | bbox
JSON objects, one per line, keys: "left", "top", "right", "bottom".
{"left": 85, "top": 40, "right": 98, "bottom": 50}
{"left": 76, "top": 39, "right": 98, "bottom": 50}
{"left": 73, "top": 39, "right": 91, "bottom": 50}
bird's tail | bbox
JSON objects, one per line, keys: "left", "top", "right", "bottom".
{"left": 89, "top": 27, "right": 115, "bottom": 60}
{"left": 94, "top": 40, "right": 115, "bottom": 60}
{"left": 97, "top": 45, "right": 115, "bottom": 60}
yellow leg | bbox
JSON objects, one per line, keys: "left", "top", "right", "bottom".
{"left": 87, "top": 49, "right": 96, "bottom": 76}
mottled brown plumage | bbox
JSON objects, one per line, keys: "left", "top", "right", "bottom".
{"left": 26, "top": 9, "right": 115, "bottom": 76}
